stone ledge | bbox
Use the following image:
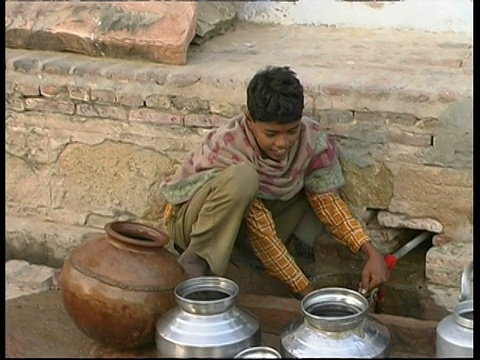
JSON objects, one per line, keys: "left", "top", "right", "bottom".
{"left": 6, "top": 20, "right": 472, "bottom": 119}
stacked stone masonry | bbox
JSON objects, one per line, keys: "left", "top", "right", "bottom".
{"left": 5, "top": 27, "right": 473, "bottom": 317}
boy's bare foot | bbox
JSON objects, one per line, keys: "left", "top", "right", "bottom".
{"left": 177, "top": 249, "right": 211, "bottom": 278}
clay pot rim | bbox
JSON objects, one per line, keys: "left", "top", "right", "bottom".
{"left": 105, "top": 221, "right": 168, "bottom": 248}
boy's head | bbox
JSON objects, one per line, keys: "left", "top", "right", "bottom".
{"left": 245, "top": 66, "right": 304, "bottom": 162}
{"left": 246, "top": 65, "right": 304, "bottom": 124}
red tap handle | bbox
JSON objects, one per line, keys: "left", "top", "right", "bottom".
{"left": 375, "top": 255, "right": 397, "bottom": 307}
{"left": 385, "top": 255, "right": 397, "bottom": 270}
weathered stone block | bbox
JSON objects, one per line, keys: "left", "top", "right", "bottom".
{"left": 377, "top": 211, "right": 443, "bottom": 233}
{"left": 386, "top": 162, "right": 473, "bottom": 242}
{"left": 6, "top": 2, "right": 198, "bottom": 65}
{"left": 425, "top": 241, "right": 473, "bottom": 288}
{"left": 56, "top": 141, "right": 172, "bottom": 219}
{"left": 338, "top": 155, "right": 394, "bottom": 209}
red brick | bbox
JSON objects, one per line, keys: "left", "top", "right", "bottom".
{"left": 76, "top": 104, "right": 128, "bottom": 121}
{"left": 184, "top": 114, "right": 214, "bottom": 128}
{"left": 71, "top": 61, "right": 106, "bottom": 78}
{"left": 91, "top": 89, "right": 117, "bottom": 104}
{"left": 145, "top": 95, "right": 171, "bottom": 109}
{"left": 167, "top": 73, "right": 201, "bottom": 88}
{"left": 67, "top": 86, "right": 90, "bottom": 102}
{"left": 134, "top": 68, "right": 168, "bottom": 85}
{"left": 39, "top": 84, "right": 69, "bottom": 98}
{"left": 13, "top": 83, "right": 40, "bottom": 97}
{"left": 42, "top": 57, "right": 74, "bottom": 76}
{"left": 12, "top": 57, "right": 42, "bottom": 74}
{"left": 172, "top": 96, "right": 209, "bottom": 112}
{"left": 129, "top": 109, "right": 183, "bottom": 125}
{"left": 100, "top": 64, "right": 136, "bottom": 82}
{"left": 117, "top": 92, "right": 145, "bottom": 108}
{"left": 24, "top": 98, "right": 75, "bottom": 114}
{"left": 6, "top": 97, "right": 25, "bottom": 112}
{"left": 355, "top": 111, "right": 418, "bottom": 126}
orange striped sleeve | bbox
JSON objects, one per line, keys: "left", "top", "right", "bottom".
{"left": 306, "top": 191, "right": 369, "bottom": 253}
{"left": 244, "top": 198, "right": 309, "bottom": 294}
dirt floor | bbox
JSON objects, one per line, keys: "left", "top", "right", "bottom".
{"left": 5, "top": 290, "right": 280, "bottom": 358}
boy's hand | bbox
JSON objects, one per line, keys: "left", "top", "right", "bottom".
{"left": 358, "top": 242, "right": 389, "bottom": 294}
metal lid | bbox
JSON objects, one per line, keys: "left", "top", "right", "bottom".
{"left": 234, "top": 346, "right": 282, "bottom": 358}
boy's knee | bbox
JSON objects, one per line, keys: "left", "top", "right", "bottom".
{"left": 222, "top": 163, "right": 259, "bottom": 201}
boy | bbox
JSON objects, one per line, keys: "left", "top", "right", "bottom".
{"left": 161, "top": 66, "right": 388, "bottom": 298}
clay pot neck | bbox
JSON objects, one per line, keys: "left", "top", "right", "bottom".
{"left": 105, "top": 221, "right": 168, "bottom": 252}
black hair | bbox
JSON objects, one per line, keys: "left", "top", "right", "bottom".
{"left": 246, "top": 65, "right": 304, "bottom": 124}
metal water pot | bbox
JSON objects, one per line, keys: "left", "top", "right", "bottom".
{"left": 436, "top": 260, "right": 473, "bottom": 358}
{"left": 155, "top": 276, "right": 261, "bottom": 358}
{"left": 280, "top": 287, "right": 390, "bottom": 358}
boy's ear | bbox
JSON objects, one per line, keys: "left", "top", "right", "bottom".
{"left": 244, "top": 111, "right": 255, "bottom": 131}
{"left": 244, "top": 110, "right": 253, "bottom": 123}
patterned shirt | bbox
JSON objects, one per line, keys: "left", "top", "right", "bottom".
{"left": 163, "top": 191, "right": 369, "bottom": 295}
{"left": 244, "top": 191, "right": 369, "bottom": 294}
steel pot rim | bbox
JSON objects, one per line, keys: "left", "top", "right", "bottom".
{"left": 301, "top": 287, "right": 368, "bottom": 330}
{"left": 454, "top": 299, "right": 473, "bottom": 329}
{"left": 174, "top": 276, "right": 238, "bottom": 314}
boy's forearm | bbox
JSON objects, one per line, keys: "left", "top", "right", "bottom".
{"left": 306, "top": 191, "right": 370, "bottom": 253}
{"left": 244, "top": 198, "right": 309, "bottom": 294}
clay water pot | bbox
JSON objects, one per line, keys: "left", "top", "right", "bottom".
{"left": 59, "top": 221, "right": 186, "bottom": 351}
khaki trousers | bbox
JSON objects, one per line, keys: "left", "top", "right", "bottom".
{"left": 167, "top": 164, "right": 324, "bottom": 275}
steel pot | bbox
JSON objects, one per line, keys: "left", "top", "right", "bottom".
{"left": 436, "top": 260, "right": 473, "bottom": 358}
{"left": 234, "top": 346, "right": 282, "bottom": 358}
{"left": 155, "top": 276, "right": 261, "bottom": 358}
{"left": 280, "top": 287, "right": 390, "bottom": 358}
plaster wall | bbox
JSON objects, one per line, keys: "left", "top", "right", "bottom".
{"left": 234, "top": 0, "right": 473, "bottom": 35}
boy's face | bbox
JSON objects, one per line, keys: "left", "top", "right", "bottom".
{"left": 246, "top": 114, "right": 301, "bottom": 162}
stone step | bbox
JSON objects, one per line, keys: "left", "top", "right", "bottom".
{"left": 6, "top": 2, "right": 197, "bottom": 65}
{"left": 6, "top": 21, "right": 472, "bottom": 119}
